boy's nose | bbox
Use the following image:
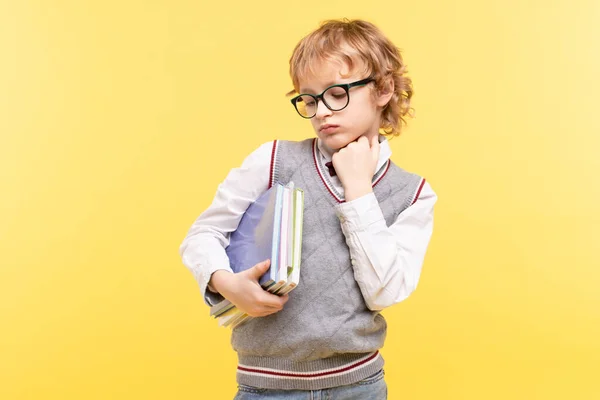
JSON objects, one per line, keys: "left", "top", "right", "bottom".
{"left": 315, "top": 99, "right": 332, "bottom": 119}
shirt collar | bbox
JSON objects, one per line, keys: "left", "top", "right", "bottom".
{"left": 316, "top": 135, "right": 392, "bottom": 174}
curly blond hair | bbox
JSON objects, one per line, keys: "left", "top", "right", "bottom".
{"left": 288, "top": 19, "right": 414, "bottom": 137}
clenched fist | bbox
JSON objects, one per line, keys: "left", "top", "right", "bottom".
{"left": 331, "top": 135, "right": 380, "bottom": 201}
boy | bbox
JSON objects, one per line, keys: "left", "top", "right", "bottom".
{"left": 179, "top": 18, "right": 437, "bottom": 399}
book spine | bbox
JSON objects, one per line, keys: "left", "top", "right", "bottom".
{"left": 265, "top": 184, "right": 284, "bottom": 289}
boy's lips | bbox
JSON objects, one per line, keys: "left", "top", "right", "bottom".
{"left": 319, "top": 124, "right": 340, "bottom": 134}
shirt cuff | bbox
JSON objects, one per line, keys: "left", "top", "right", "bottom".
{"left": 335, "top": 192, "right": 385, "bottom": 232}
{"left": 185, "top": 251, "right": 231, "bottom": 307}
{"left": 202, "top": 268, "right": 231, "bottom": 306}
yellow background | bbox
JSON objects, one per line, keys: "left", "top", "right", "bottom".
{"left": 1, "top": 0, "right": 599, "bottom": 399}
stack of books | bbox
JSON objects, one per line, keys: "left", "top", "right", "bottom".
{"left": 210, "top": 181, "right": 304, "bottom": 328}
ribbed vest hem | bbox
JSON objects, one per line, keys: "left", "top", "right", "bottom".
{"left": 236, "top": 351, "right": 385, "bottom": 390}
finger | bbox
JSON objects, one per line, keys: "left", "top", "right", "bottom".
{"left": 258, "top": 308, "right": 280, "bottom": 317}
{"left": 350, "top": 135, "right": 367, "bottom": 149}
{"left": 264, "top": 304, "right": 283, "bottom": 310}
{"left": 261, "top": 297, "right": 285, "bottom": 308}
{"left": 371, "top": 135, "right": 380, "bottom": 163}
{"left": 248, "top": 309, "right": 273, "bottom": 317}
{"left": 248, "top": 259, "right": 270, "bottom": 280}
{"left": 258, "top": 306, "right": 282, "bottom": 314}
{"left": 370, "top": 134, "right": 380, "bottom": 149}
{"left": 245, "top": 303, "right": 279, "bottom": 317}
{"left": 253, "top": 297, "right": 287, "bottom": 316}
{"left": 258, "top": 292, "right": 287, "bottom": 309}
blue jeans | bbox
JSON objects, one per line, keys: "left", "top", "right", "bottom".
{"left": 233, "top": 369, "right": 387, "bottom": 400}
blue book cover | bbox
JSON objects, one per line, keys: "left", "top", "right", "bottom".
{"left": 225, "top": 182, "right": 285, "bottom": 288}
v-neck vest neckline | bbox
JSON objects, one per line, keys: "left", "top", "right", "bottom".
{"left": 311, "top": 139, "right": 390, "bottom": 203}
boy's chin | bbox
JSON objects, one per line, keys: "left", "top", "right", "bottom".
{"left": 319, "top": 133, "right": 358, "bottom": 152}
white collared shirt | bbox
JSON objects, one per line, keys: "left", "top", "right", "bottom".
{"left": 179, "top": 137, "right": 437, "bottom": 311}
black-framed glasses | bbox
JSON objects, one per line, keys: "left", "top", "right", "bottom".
{"left": 290, "top": 77, "right": 374, "bottom": 119}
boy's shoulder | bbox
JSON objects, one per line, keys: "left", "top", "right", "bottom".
{"left": 386, "top": 159, "right": 424, "bottom": 186}
{"left": 253, "top": 138, "right": 313, "bottom": 156}
{"left": 271, "top": 138, "right": 315, "bottom": 157}
{"left": 273, "top": 137, "right": 314, "bottom": 146}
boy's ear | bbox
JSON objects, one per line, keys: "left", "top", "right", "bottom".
{"left": 376, "top": 78, "right": 395, "bottom": 107}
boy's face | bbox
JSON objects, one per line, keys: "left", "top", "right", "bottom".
{"left": 297, "top": 59, "right": 390, "bottom": 153}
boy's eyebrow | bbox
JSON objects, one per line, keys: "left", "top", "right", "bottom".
{"left": 299, "top": 81, "right": 341, "bottom": 94}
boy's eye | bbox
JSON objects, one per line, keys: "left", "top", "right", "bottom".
{"left": 325, "top": 87, "right": 348, "bottom": 100}
{"left": 298, "top": 95, "right": 315, "bottom": 107}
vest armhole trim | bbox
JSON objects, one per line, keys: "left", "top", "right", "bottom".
{"left": 268, "top": 140, "right": 278, "bottom": 189}
{"left": 411, "top": 178, "right": 426, "bottom": 205}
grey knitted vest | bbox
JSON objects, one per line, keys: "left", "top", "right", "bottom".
{"left": 232, "top": 138, "right": 423, "bottom": 390}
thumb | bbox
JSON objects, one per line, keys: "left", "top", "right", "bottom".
{"left": 249, "top": 259, "right": 271, "bottom": 280}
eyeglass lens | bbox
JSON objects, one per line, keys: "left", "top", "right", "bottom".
{"left": 295, "top": 86, "right": 349, "bottom": 118}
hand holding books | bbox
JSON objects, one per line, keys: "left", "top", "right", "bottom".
{"left": 208, "top": 181, "right": 305, "bottom": 328}
{"left": 208, "top": 259, "right": 289, "bottom": 317}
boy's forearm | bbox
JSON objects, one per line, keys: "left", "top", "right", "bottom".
{"left": 208, "top": 269, "right": 233, "bottom": 293}
{"left": 334, "top": 188, "right": 436, "bottom": 310}
{"left": 179, "top": 233, "right": 234, "bottom": 306}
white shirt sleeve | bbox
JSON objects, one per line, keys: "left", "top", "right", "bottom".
{"left": 178, "top": 141, "right": 274, "bottom": 305}
{"left": 334, "top": 181, "right": 437, "bottom": 311}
